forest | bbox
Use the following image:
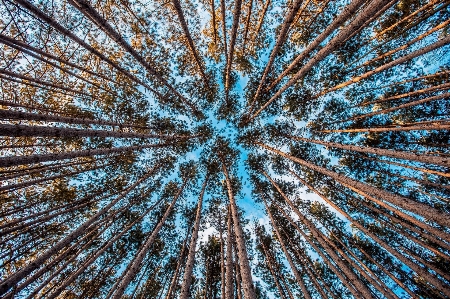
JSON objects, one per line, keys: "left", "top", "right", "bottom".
{"left": 0, "top": 0, "right": 449, "bottom": 298}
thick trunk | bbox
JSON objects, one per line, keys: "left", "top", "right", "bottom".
{"left": 111, "top": 180, "right": 186, "bottom": 299}
{"left": 171, "top": 0, "right": 208, "bottom": 84}
{"left": 0, "top": 108, "right": 148, "bottom": 129}
{"left": 284, "top": 135, "right": 450, "bottom": 169}
{"left": 0, "top": 123, "right": 197, "bottom": 140}
{"left": 0, "top": 168, "right": 158, "bottom": 295}
{"left": 0, "top": 142, "right": 174, "bottom": 168}
{"left": 179, "top": 175, "right": 209, "bottom": 299}
{"left": 249, "top": 0, "right": 394, "bottom": 122}
{"left": 221, "top": 161, "right": 256, "bottom": 299}
{"left": 249, "top": 0, "right": 304, "bottom": 112}
{"left": 261, "top": 196, "right": 312, "bottom": 299}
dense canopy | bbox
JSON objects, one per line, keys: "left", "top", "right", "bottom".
{"left": 0, "top": 0, "right": 449, "bottom": 298}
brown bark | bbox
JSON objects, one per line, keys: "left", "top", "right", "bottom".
{"left": 170, "top": 0, "right": 209, "bottom": 84}
{"left": 261, "top": 195, "right": 312, "bottom": 299}
{"left": 248, "top": 0, "right": 395, "bottom": 123}
{"left": 0, "top": 142, "right": 175, "bottom": 168}
{"left": 225, "top": 206, "right": 234, "bottom": 299}
{"left": 284, "top": 135, "right": 450, "bottom": 168}
{"left": 219, "top": 211, "right": 226, "bottom": 299}
{"left": 249, "top": 0, "right": 305, "bottom": 113}
{"left": 220, "top": 0, "right": 228, "bottom": 67}
{"left": 179, "top": 175, "right": 209, "bottom": 299}
{"left": 221, "top": 160, "right": 256, "bottom": 299}
{"left": 321, "top": 121, "right": 450, "bottom": 133}
{"left": 241, "top": 0, "right": 253, "bottom": 51}
{"left": 252, "top": 0, "right": 271, "bottom": 49}
{"left": 0, "top": 168, "right": 158, "bottom": 295}
{"left": 111, "top": 180, "right": 186, "bottom": 299}
{"left": 165, "top": 239, "right": 187, "bottom": 299}
{"left": 261, "top": 172, "right": 376, "bottom": 299}
{"left": 259, "top": 242, "right": 287, "bottom": 299}
{"left": 0, "top": 123, "right": 198, "bottom": 140}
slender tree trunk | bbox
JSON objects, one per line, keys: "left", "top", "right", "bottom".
{"left": 220, "top": 0, "right": 228, "bottom": 67}
{"left": 248, "top": 0, "right": 395, "bottom": 122}
{"left": 111, "top": 180, "right": 187, "bottom": 299}
{"left": 0, "top": 123, "right": 198, "bottom": 140}
{"left": 179, "top": 174, "right": 209, "bottom": 299}
{"left": 266, "top": 0, "right": 368, "bottom": 91}
{"left": 0, "top": 168, "right": 158, "bottom": 295}
{"left": 284, "top": 135, "right": 450, "bottom": 168}
{"left": 322, "top": 35, "right": 450, "bottom": 95}
{"left": 225, "top": 206, "right": 234, "bottom": 299}
{"left": 170, "top": 0, "right": 208, "bottom": 84}
{"left": 260, "top": 243, "right": 287, "bottom": 299}
{"left": 221, "top": 160, "right": 256, "bottom": 299}
{"left": 0, "top": 108, "right": 149, "bottom": 129}
{"left": 224, "top": 0, "right": 243, "bottom": 102}
{"left": 241, "top": 0, "right": 253, "bottom": 51}
{"left": 258, "top": 142, "right": 450, "bottom": 227}
{"left": 165, "top": 239, "right": 187, "bottom": 299}
{"left": 252, "top": 0, "right": 270, "bottom": 50}
{"left": 261, "top": 196, "right": 312, "bottom": 299}
{"left": 249, "top": 0, "right": 304, "bottom": 113}
{"left": 211, "top": 0, "right": 218, "bottom": 44}
{"left": 219, "top": 212, "right": 226, "bottom": 299}
{"left": 0, "top": 142, "right": 175, "bottom": 168}
{"left": 322, "top": 121, "right": 450, "bottom": 133}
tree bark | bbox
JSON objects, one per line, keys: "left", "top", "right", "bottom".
{"left": 179, "top": 174, "right": 209, "bottom": 299}
{"left": 111, "top": 180, "right": 187, "bottom": 299}
{"left": 0, "top": 168, "right": 158, "bottom": 295}
{"left": 221, "top": 160, "right": 256, "bottom": 299}
{"left": 260, "top": 243, "right": 287, "bottom": 299}
{"left": 225, "top": 206, "right": 234, "bottom": 299}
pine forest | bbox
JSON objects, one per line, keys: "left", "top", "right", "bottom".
{"left": 0, "top": 0, "right": 449, "bottom": 298}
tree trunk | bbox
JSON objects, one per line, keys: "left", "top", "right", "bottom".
{"left": 225, "top": 206, "right": 234, "bottom": 299}
{"left": 284, "top": 135, "right": 450, "bottom": 168}
{"left": 252, "top": 0, "right": 271, "bottom": 49}
{"left": 179, "top": 174, "right": 209, "bottom": 299}
{"left": 0, "top": 168, "right": 158, "bottom": 295}
{"left": 170, "top": 0, "right": 208, "bottom": 84}
{"left": 219, "top": 212, "right": 226, "bottom": 299}
{"left": 248, "top": 0, "right": 395, "bottom": 122}
{"left": 0, "top": 142, "right": 175, "bottom": 168}
{"left": 220, "top": 0, "right": 228, "bottom": 67}
{"left": 0, "top": 108, "right": 149, "bottom": 129}
{"left": 249, "top": 0, "right": 304, "bottom": 113}
{"left": 224, "top": 0, "right": 243, "bottom": 100}
{"left": 111, "top": 180, "right": 187, "bottom": 299}
{"left": 261, "top": 196, "right": 312, "bottom": 299}
{"left": 260, "top": 243, "right": 287, "bottom": 299}
{"left": 165, "top": 239, "right": 187, "bottom": 299}
{"left": 221, "top": 160, "right": 256, "bottom": 299}
{"left": 322, "top": 121, "right": 450, "bottom": 133}
{"left": 241, "top": 0, "right": 253, "bottom": 51}
{"left": 0, "top": 123, "right": 198, "bottom": 140}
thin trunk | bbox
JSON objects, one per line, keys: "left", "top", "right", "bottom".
{"left": 260, "top": 244, "right": 287, "bottom": 299}
{"left": 0, "top": 108, "right": 149, "bottom": 129}
{"left": 0, "top": 123, "right": 198, "bottom": 140}
{"left": 220, "top": 0, "right": 228, "bottom": 67}
{"left": 249, "top": 0, "right": 304, "bottom": 113}
{"left": 357, "top": 81, "right": 450, "bottom": 107}
{"left": 225, "top": 206, "right": 234, "bottom": 299}
{"left": 47, "top": 197, "right": 163, "bottom": 299}
{"left": 381, "top": 169, "right": 450, "bottom": 191}
{"left": 0, "top": 168, "right": 158, "bottom": 295}
{"left": 219, "top": 213, "right": 226, "bottom": 299}
{"left": 322, "top": 121, "right": 450, "bottom": 133}
{"left": 266, "top": 0, "right": 368, "bottom": 91}
{"left": 0, "top": 165, "right": 103, "bottom": 193}
{"left": 224, "top": 0, "right": 243, "bottom": 102}
{"left": 111, "top": 180, "right": 187, "bottom": 299}
{"left": 261, "top": 196, "right": 312, "bottom": 299}
{"left": 212, "top": 0, "right": 218, "bottom": 44}
{"left": 165, "top": 240, "right": 187, "bottom": 299}
{"left": 170, "top": 0, "right": 209, "bottom": 84}
{"left": 343, "top": 92, "right": 450, "bottom": 122}
{"left": 69, "top": 0, "right": 200, "bottom": 115}
{"left": 248, "top": 0, "right": 394, "bottom": 123}
{"left": 221, "top": 160, "right": 256, "bottom": 299}
{"left": 241, "top": 0, "right": 253, "bottom": 51}
{"left": 179, "top": 174, "right": 209, "bottom": 299}
{"left": 322, "top": 35, "right": 450, "bottom": 95}
{"left": 0, "top": 142, "right": 175, "bottom": 168}
{"left": 0, "top": 68, "right": 91, "bottom": 97}
{"left": 252, "top": 0, "right": 270, "bottom": 49}
{"left": 284, "top": 135, "right": 450, "bottom": 169}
